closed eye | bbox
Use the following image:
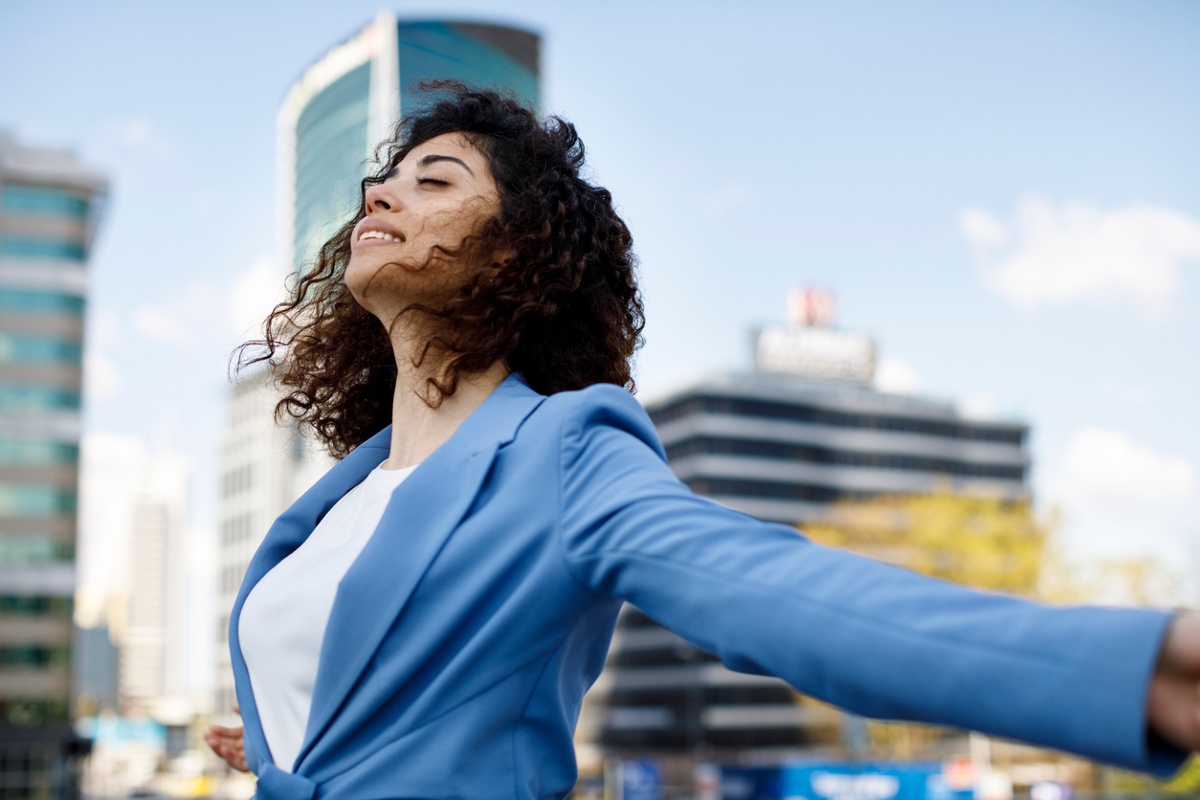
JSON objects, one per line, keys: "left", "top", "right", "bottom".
{"left": 417, "top": 177, "right": 449, "bottom": 186}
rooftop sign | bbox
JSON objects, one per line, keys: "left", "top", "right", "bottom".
{"left": 755, "top": 325, "right": 875, "bottom": 383}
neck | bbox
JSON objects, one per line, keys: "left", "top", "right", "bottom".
{"left": 383, "top": 329, "right": 508, "bottom": 470}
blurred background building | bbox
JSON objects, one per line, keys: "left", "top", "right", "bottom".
{"left": 214, "top": 11, "right": 542, "bottom": 730}
{"left": 0, "top": 130, "right": 105, "bottom": 798}
{"left": 120, "top": 450, "right": 188, "bottom": 718}
{"left": 583, "top": 290, "right": 1030, "bottom": 774}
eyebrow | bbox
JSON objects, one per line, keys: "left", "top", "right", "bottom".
{"left": 416, "top": 154, "right": 475, "bottom": 176}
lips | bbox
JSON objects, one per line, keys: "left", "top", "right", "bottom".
{"left": 353, "top": 218, "right": 406, "bottom": 245}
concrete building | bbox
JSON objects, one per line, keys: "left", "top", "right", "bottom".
{"left": 214, "top": 13, "right": 543, "bottom": 722}
{"left": 119, "top": 451, "right": 188, "bottom": 716}
{"left": 213, "top": 369, "right": 329, "bottom": 721}
{"left": 0, "top": 130, "right": 105, "bottom": 797}
{"left": 588, "top": 291, "right": 1030, "bottom": 760}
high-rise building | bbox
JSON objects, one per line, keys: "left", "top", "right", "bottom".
{"left": 214, "top": 369, "right": 329, "bottom": 721}
{"left": 214, "top": 13, "right": 541, "bottom": 723}
{"left": 0, "top": 130, "right": 105, "bottom": 798}
{"left": 278, "top": 12, "right": 540, "bottom": 274}
{"left": 120, "top": 450, "right": 188, "bottom": 715}
{"left": 588, "top": 292, "right": 1030, "bottom": 763}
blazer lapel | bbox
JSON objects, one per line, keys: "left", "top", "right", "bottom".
{"left": 228, "top": 426, "right": 391, "bottom": 770}
{"left": 296, "top": 373, "right": 545, "bottom": 769}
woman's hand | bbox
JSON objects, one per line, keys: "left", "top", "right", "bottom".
{"left": 1149, "top": 611, "right": 1200, "bottom": 752}
{"left": 204, "top": 706, "right": 249, "bottom": 772}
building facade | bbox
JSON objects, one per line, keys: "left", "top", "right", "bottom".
{"left": 0, "top": 131, "right": 105, "bottom": 797}
{"left": 589, "top": 308, "right": 1030, "bottom": 761}
{"left": 119, "top": 451, "right": 188, "bottom": 716}
{"left": 214, "top": 14, "right": 542, "bottom": 723}
{"left": 278, "top": 12, "right": 540, "bottom": 275}
{"left": 214, "top": 369, "right": 329, "bottom": 722}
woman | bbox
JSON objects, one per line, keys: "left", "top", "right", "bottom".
{"left": 207, "top": 85, "right": 1200, "bottom": 798}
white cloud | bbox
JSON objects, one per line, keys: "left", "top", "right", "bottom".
{"left": 133, "top": 307, "right": 190, "bottom": 346}
{"left": 958, "top": 207, "right": 1009, "bottom": 249}
{"left": 873, "top": 356, "right": 920, "bottom": 394}
{"left": 229, "top": 255, "right": 287, "bottom": 337}
{"left": 1058, "top": 428, "right": 1195, "bottom": 510}
{"left": 82, "top": 351, "right": 121, "bottom": 402}
{"left": 130, "top": 279, "right": 235, "bottom": 353}
{"left": 1048, "top": 428, "right": 1199, "bottom": 563}
{"left": 960, "top": 197, "right": 1200, "bottom": 315}
{"left": 958, "top": 392, "right": 998, "bottom": 421}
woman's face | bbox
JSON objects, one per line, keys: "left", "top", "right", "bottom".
{"left": 346, "top": 132, "right": 500, "bottom": 320}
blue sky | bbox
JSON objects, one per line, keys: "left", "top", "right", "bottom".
{"left": 2, "top": 0, "right": 1198, "bottom": 607}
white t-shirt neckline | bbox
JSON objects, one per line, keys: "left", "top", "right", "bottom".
{"left": 239, "top": 460, "right": 418, "bottom": 771}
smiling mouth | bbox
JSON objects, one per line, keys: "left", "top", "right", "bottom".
{"left": 358, "top": 229, "right": 404, "bottom": 243}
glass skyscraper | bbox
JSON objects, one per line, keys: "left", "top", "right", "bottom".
{"left": 0, "top": 131, "right": 105, "bottom": 797}
{"left": 277, "top": 12, "right": 540, "bottom": 274}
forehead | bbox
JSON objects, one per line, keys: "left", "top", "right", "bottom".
{"left": 401, "top": 132, "right": 488, "bottom": 168}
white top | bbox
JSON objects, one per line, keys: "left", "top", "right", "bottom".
{"left": 239, "top": 461, "right": 418, "bottom": 771}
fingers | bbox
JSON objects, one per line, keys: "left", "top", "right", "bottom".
{"left": 204, "top": 724, "right": 249, "bottom": 773}
{"left": 207, "top": 724, "right": 244, "bottom": 737}
{"left": 1148, "top": 612, "right": 1200, "bottom": 751}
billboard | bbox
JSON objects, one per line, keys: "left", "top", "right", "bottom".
{"left": 713, "top": 762, "right": 975, "bottom": 800}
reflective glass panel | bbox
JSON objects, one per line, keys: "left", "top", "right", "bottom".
{"left": 0, "top": 484, "right": 76, "bottom": 517}
{"left": 1, "top": 184, "right": 90, "bottom": 218}
{"left": 0, "top": 237, "right": 87, "bottom": 261}
{"left": 0, "top": 385, "right": 81, "bottom": 411}
{"left": 0, "top": 289, "right": 85, "bottom": 314}
{"left": 0, "top": 333, "right": 83, "bottom": 364}
{"left": 0, "top": 439, "right": 79, "bottom": 466}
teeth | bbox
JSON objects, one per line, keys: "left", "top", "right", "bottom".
{"left": 359, "top": 230, "right": 401, "bottom": 243}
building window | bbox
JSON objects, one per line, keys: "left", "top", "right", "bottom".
{"left": 650, "top": 394, "right": 1026, "bottom": 446}
{"left": 0, "top": 537, "right": 74, "bottom": 566}
{"left": 0, "top": 484, "right": 77, "bottom": 518}
{"left": 0, "top": 595, "right": 72, "bottom": 617}
{"left": 0, "top": 333, "right": 83, "bottom": 365}
{"left": 0, "top": 646, "right": 70, "bottom": 669}
{"left": 0, "top": 439, "right": 79, "bottom": 467}
{"left": 0, "top": 237, "right": 86, "bottom": 262}
{"left": 0, "top": 289, "right": 85, "bottom": 315}
{"left": 1, "top": 184, "right": 90, "bottom": 218}
{"left": 0, "top": 385, "right": 82, "bottom": 412}
{"left": 664, "top": 436, "right": 1025, "bottom": 481}
{"left": 0, "top": 697, "right": 70, "bottom": 726}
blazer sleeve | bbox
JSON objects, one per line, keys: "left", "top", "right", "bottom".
{"left": 553, "top": 385, "right": 1187, "bottom": 778}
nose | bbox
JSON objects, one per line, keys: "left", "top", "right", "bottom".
{"left": 364, "top": 178, "right": 401, "bottom": 214}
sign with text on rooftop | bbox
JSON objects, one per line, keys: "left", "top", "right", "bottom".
{"left": 755, "top": 325, "right": 875, "bottom": 383}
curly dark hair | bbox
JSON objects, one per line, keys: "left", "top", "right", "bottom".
{"left": 236, "top": 84, "right": 645, "bottom": 458}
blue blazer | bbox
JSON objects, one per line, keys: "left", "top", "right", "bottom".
{"left": 230, "top": 373, "right": 1184, "bottom": 799}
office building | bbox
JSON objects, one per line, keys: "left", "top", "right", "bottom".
{"left": 590, "top": 291, "right": 1029, "bottom": 759}
{"left": 119, "top": 450, "right": 188, "bottom": 715}
{"left": 214, "top": 369, "right": 329, "bottom": 720}
{"left": 0, "top": 131, "right": 105, "bottom": 797}
{"left": 278, "top": 12, "right": 540, "bottom": 274}
{"left": 215, "top": 13, "right": 542, "bottom": 722}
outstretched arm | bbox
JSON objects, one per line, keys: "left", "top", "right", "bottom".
{"left": 1150, "top": 612, "right": 1200, "bottom": 751}
{"left": 555, "top": 386, "right": 1193, "bottom": 777}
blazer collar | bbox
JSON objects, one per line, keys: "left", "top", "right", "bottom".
{"left": 229, "top": 372, "right": 545, "bottom": 774}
